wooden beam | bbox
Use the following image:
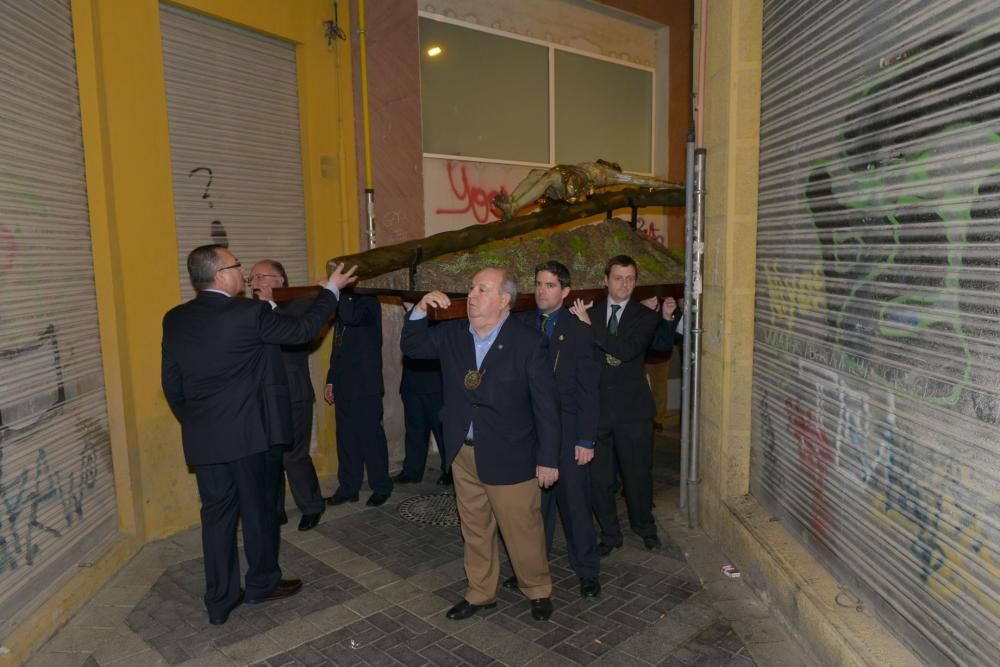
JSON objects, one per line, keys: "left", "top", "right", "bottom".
{"left": 274, "top": 283, "right": 683, "bottom": 321}
{"left": 325, "top": 186, "right": 684, "bottom": 278}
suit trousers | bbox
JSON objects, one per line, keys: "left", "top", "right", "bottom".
{"left": 193, "top": 446, "right": 283, "bottom": 616}
{"left": 452, "top": 445, "right": 551, "bottom": 604}
{"left": 334, "top": 397, "right": 393, "bottom": 497}
{"left": 401, "top": 390, "right": 445, "bottom": 480}
{"left": 543, "top": 456, "right": 599, "bottom": 579}
{"left": 277, "top": 400, "right": 324, "bottom": 515}
{"left": 592, "top": 419, "right": 657, "bottom": 544}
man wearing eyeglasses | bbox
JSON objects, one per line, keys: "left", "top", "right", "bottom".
{"left": 249, "top": 260, "right": 326, "bottom": 533}
{"left": 162, "top": 244, "right": 356, "bottom": 626}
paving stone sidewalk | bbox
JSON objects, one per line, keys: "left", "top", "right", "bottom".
{"left": 25, "top": 431, "right": 817, "bottom": 667}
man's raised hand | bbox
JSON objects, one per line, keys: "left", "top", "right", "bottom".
{"left": 416, "top": 290, "right": 451, "bottom": 315}
{"left": 328, "top": 263, "right": 358, "bottom": 289}
{"left": 569, "top": 298, "right": 593, "bottom": 325}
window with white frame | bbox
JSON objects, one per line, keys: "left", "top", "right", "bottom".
{"left": 419, "top": 15, "right": 655, "bottom": 174}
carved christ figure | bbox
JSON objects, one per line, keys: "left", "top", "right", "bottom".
{"left": 491, "top": 159, "right": 668, "bottom": 220}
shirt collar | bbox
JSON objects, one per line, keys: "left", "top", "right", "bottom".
{"left": 469, "top": 312, "right": 509, "bottom": 344}
{"left": 537, "top": 307, "right": 562, "bottom": 323}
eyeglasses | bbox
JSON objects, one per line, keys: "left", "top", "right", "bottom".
{"left": 248, "top": 273, "right": 280, "bottom": 282}
{"left": 215, "top": 262, "right": 241, "bottom": 274}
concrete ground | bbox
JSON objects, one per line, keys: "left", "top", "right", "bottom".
{"left": 26, "top": 420, "right": 817, "bottom": 666}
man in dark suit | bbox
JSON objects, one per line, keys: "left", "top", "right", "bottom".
{"left": 325, "top": 294, "right": 393, "bottom": 507}
{"left": 249, "top": 260, "right": 325, "bottom": 532}
{"left": 570, "top": 255, "right": 663, "bottom": 553}
{"left": 162, "top": 244, "right": 356, "bottom": 625}
{"left": 395, "top": 352, "right": 451, "bottom": 485}
{"left": 503, "top": 261, "right": 602, "bottom": 599}
{"left": 401, "top": 267, "right": 560, "bottom": 621}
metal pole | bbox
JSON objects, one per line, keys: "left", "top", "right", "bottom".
{"left": 357, "top": 0, "right": 376, "bottom": 249}
{"left": 679, "top": 131, "right": 695, "bottom": 516}
{"left": 365, "top": 188, "right": 376, "bottom": 249}
{"left": 687, "top": 148, "right": 707, "bottom": 528}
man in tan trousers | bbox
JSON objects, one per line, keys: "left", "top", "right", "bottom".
{"left": 401, "top": 267, "right": 560, "bottom": 621}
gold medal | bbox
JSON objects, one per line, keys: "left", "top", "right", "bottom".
{"left": 605, "top": 353, "right": 622, "bottom": 367}
{"left": 464, "top": 369, "right": 482, "bottom": 390}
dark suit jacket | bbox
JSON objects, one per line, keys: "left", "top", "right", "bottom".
{"left": 589, "top": 298, "right": 660, "bottom": 427}
{"left": 161, "top": 289, "right": 338, "bottom": 466}
{"left": 515, "top": 308, "right": 600, "bottom": 458}
{"left": 326, "top": 294, "right": 383, "bottom": 401}
{"left": 401, "top": 314, "right": 560, "bottom": 485}
{"left": 400, "top": 356, "right": 443, "bottom": 395}
{"left": 278, "top": 298, "right": 317, "bottom": 404}
{"left": 650, "top": 315, "right": 680, "bottom": 354}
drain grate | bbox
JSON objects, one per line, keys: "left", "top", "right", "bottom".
{"left": 397, "top": 493, "right": 460, "bottom": 527}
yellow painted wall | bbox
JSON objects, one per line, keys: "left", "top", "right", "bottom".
{"left": 2, "top": 0, "right": 357, "bottom": 660}
{"left": 75, "top": 0, "right": 357, "bottom": 540}
{"left": 697, "top": 0, "right": 761, "bottom": 523}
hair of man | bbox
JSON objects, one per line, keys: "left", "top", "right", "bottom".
{"left": 481, "top": 266, "right": 519, "bottom": 305}
{"left": 604, "top": 254, "right": 639, "bottom": 279}
{"left": 534, "top": 260, "right": 572, "bottom": 288}
{"left": 188, "top": 244, "right": 226, "bottom": 290}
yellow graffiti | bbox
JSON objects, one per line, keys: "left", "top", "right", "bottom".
{"left": 871, "top": 466, "right": 1000, "bottom": 619}
{"left": 763, "top": 262, "right": 826, "bottom": 330}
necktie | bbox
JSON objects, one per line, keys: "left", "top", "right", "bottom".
{"left": 539, "top": 313, "right": 550, "bottom": 335}
{"left": 609, "top": 304, "right": 621, "bottom": 335}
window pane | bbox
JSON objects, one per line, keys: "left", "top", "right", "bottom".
{"left": 554, "top": 51, "right": 652, "bottom": 172}
{"left": 420, "top": 18, "right": 549, "bottom": 163}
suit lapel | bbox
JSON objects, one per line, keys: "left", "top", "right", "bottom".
{"left": 592, "top": 299, "right": 609, "bottom": 336}
{"left": 618, "top": 299, "right": 639, "bottom": 334}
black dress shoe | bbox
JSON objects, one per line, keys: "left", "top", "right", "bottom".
{"left": 643, "top": 535, "right": 662, "bottom": 551}
{"left": 530, "top": 597, "right": 553, "bottom": 621}
{"left": 446, "top": 599, "right": 496, "bottom": 620}
{"left": 366, "top": 493, "right": 390, "bottom": 507}
{"left": 437, "top": 470, "right": 453, "bottom": 485}
{"left": 208, "top": 591, "right": 243, "bottom": 625}
{"left": 245, "top": 579, "right": 302, "bottom": 604}
{"left": 326, "top": 494, "right": 359, "bottom": 506}
{"left": 598, "top": 541, "right": 622, "bottom": 557}
{"left": 277, "top": 512, "right": 288, "bottom": 526}
{"left": 393, "top": 472, "right": 419, "bottom": 483}
{"left": 579, "top": 577, "right": 601, "bottom": 598}
{"left": 501, "top": 575, "right": 519, "bottom": 592}
{"left": 297, "top": 511, "right": 323, "bottom": 531}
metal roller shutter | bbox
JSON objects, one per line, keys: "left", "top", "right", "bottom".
{"left": 752, "top": 1, "right": 1000, "bottom": 663}
{"left": 160, "top": 4, "right": 309, "bottom": 299}
{"left": 0, "top": 0, "right": 117, "bottom": 634}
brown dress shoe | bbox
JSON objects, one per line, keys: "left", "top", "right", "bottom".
{"left": 245, "top": 579, "right": 302, "bottom": 604}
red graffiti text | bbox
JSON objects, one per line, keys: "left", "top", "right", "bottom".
{"left": 784, "top": 398, "right": 833, "bottom": 541}
{"left": 435, "top": 162, "right": 508, "bottom": 224}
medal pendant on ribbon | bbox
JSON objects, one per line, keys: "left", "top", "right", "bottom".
{"left": 605, "top": 353, "right": 622, "bottom": 367}
{"left": 464, "top": 370, "right": 482, "bottom": 390}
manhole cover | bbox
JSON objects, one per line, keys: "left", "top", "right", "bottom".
{"left": 397, "top": 493, "right": 460, "bottom": 527}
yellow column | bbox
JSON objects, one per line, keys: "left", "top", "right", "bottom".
{"left": 697, "top": 0, "right": 762, "bottom": 524}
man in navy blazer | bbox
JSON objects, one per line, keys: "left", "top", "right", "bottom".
{"left": 162, "top": 244, "right": 356, "bottom": 625}
{"left": 401, "top": 267, "right": 560, "bottom": 622}
{"left": 570, "top": 255, "right": 663, "bottom": 554}
{"left": 504, "top": 261, "right": 602, "bottom": 599}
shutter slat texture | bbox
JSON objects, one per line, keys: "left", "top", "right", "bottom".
{"left": 753, "top": 1, "right": 1000, "bottom": 664}
{"left": 159, "top": 4, "right": 309, "bottom": 298}
{"left": 0, "top": 0, "right": 117, "bottom": 635}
